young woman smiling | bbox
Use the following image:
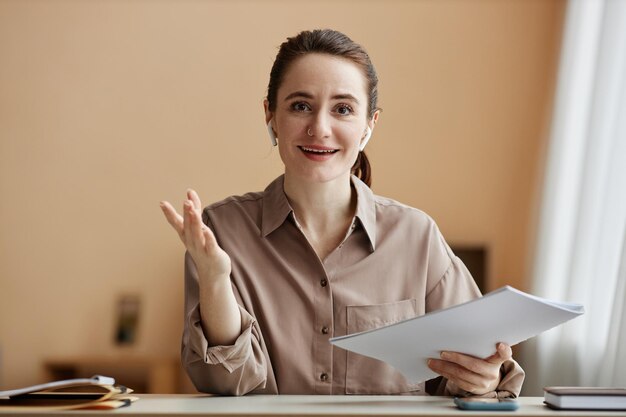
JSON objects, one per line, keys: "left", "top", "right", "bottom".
{"left": 160, "top": 29, "right": 524, "bottom": 397}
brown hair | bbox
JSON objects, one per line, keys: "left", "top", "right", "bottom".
{"left": 266, "top": 29, "right": 379, "bottom": 187}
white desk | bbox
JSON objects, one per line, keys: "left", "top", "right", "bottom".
{"left": 3, "top": 395, "right": 626, "bottom": 417}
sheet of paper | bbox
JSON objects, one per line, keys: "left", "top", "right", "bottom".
{"left": 0, "top": 375, "right": 115, "bottom": 398}
{"left": 330, "top": 286, "right": 584, "bottom": 383}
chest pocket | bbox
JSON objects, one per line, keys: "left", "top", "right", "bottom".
{"left": 345, "top": 299, "right": 422, "bottom": 394}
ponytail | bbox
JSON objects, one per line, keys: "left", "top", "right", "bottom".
{"left": 352, "top": 151, "right": 372, "bottom": 187}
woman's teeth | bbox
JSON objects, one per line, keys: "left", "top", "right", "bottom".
{"left": 299, "top": 146, "right": 338, "bottom": 154}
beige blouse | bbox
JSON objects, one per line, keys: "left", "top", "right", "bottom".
{"left": 182, "top": 175, "right": 525, "bottom": 396}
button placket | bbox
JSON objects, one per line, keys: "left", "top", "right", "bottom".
{"left": 314, "top": 266, "right": 332, "bottom": 393}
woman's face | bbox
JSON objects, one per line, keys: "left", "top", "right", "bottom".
{"left": 266, "top": 53, "right": 375, "bottom": 185}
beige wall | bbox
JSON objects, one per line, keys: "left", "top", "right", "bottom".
{"left": 0, "top": 0, "right": 564, "bottom": 390}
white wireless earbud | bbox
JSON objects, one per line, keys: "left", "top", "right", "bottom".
{"left": 359, "top": 126, "right": 372, "bottom": 151}
{"left": 267, "top": 120, "right": 277, "bottom": 146}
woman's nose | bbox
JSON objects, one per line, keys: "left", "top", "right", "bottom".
{"left": 309, "top": 112, "right": 332, "bottom": 139}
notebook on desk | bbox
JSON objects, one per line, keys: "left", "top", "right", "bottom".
{"left": 544, "top": 386, "right": 626, "bottom": 410}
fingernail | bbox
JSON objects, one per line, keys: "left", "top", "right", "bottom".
{"left": 440, "top": 352, "right": 449, "bottom": 359}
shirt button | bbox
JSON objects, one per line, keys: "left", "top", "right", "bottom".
{"left": 320, "top": 279, "right": 328, "bottom": 287}
{"left": 320, "top": 373, "right": 328, "bottom": 381}
{"left": 321, "top": 326, "right": 329, "bottom": 334}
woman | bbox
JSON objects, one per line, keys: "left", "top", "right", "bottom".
{"left": 160, "top": 29, "right": 524, "bottom": 396}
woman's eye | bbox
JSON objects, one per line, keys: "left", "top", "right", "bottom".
{"left": 291, "top": 102, "right": 311, "bottom": 112}
{"left": 335, "top": 105, "right": 354, "bottom": 116}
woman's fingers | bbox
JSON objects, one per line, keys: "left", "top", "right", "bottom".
{"left": 160, "top": 201, "right": 184, "bottom": 235}
{"left": 161, "top": 191, "right": 232, "bottom": 278}
{"left": 161, "top": 190, "right": 207, "bottom": 249}
{"left": 428, "top": 357, "right": 496, "bottom": 394}
{"left": 488, "top": 343, "right": 512, "bottom": 363}
{"left": 427, "top": 343, "right": 509, "bottom": 395}
{"left": 428, "top": 357, "right": 484, "bottom": 384}
{"left": 182, "top": 201, "right": 200, "bottom": 248}
{"left": 187, "top": 189, "right": 202, "bottom": 210}
{"left": 428, "top": 360, "right": 482, "bottom": 392}
{"left": 438, "top": 351, "right": 492, "bottom": 375}
{"left": 186, "top": 201, "right": 205, "bottom": 248}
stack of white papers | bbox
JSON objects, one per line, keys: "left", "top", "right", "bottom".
{"left": 330, "top": 286, "right": 584, "bottom": 383}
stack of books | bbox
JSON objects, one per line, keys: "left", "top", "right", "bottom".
{"left": 544, "top": 386, "right": 626, "bottom": 410}
{"left": 0, "top": 375, "right": 137, "bottom": 411}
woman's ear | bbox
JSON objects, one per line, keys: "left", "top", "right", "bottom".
{"left": 368, "top": 110, "right": 380, "bottom": 132}
{"left": 264, "top": 100, "right": 277, "bottom": 146}
{"left": 360, "top": 111, "right": 380, "bottom": 151}
{"left": 263, "top": 99, "right": 273, "bottom": 125}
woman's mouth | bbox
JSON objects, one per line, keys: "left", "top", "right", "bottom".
{"left": 297, "top": 146, "right": 339, "bottom": 161}
{"left": 298, "top": 146, "right": 339, "bottom": 154}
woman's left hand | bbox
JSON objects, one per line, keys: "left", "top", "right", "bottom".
{"left": 427, "top": 342, "right": 512, "bottom": 395}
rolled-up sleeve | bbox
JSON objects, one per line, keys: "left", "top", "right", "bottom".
{"left": 181, "top": 252, "right": 268, "bottom": 395}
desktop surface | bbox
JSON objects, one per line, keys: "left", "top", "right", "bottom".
{"left": 2, "top": 394, "right": 626, "bottom": 417}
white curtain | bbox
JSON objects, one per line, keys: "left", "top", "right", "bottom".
{"left": 525, "top": 0, "right": 626, "bottom": 394}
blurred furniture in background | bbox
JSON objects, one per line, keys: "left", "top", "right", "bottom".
{"left": 451, "top": 245, "right": 488, "bottom": 293}
{"left": 43, "top": 356, "right": 182, "bottom": 393}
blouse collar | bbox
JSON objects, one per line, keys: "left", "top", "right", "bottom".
{"left": 261, "top": 175, "right": 376, "bottom": 251}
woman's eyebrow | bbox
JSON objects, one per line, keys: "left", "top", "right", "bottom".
{"left": 284, "top": 91, "right": 360, "bottom": 104}
{"left": 284, "top": 91, "right": 314, "bottom": 101}
{"left": 332, "top": 93, "right": 359, "bottom": 104}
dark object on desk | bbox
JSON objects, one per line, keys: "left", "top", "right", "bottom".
{"left": 0, "top": 375, "right": 137, "bottom": 411}
{"left": 544, "top": 386, "right": 626, "bottom": 410}
{"left": 454, "top": 397, "right": 519, "bottom": 411}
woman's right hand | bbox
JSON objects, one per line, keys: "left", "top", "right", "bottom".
{"left": 160, "top": 189, "right": 232, "bottom": 281}
{"left": 161, "top": 190, "right": 242, "bottom": 346}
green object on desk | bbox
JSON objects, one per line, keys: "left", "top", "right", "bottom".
{"left": 454, "top": 397, "right": 520, "bottom": 411}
